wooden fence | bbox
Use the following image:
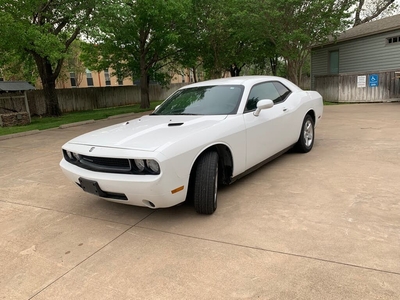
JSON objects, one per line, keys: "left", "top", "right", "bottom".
{"left": 315, "top": 70, "right": 400, "bottom": 103}
{"left": 0, "top": 83, "right": 188, "bottom": 116}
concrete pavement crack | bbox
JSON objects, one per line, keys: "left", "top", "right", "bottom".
{"left": 135, "top": 225, "right": 400, "bottom": 277}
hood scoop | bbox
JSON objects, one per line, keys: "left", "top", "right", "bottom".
{"left": 168, "top": 122, "right": 184, "bottom": 127}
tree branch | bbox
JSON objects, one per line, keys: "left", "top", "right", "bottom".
{"left": 65, "top": 27, "right": 81, "bottom": 50}
{"left": 54, "top": 18, "right": 69, "bottom": 35}
{"left": 52, "top": 58, "right": 65, "bottom": 80}
{"left": 354, "top": 0, "right": 395, "bottom": 27}
{"left": 36, "top": 0, "right": 54, "bottom": 25}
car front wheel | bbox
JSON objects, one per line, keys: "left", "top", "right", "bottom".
{"left": 295, "top": 114, "right": 315, "bottom": 153}
{"left": 193, "top": 151, "right": 219, "bottom": 215}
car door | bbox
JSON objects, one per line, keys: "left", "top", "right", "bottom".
{"left": 243, "top": 81, "right": 293, "bottom": 169}
{"left": 272, "top": 81, "right": 299, "bottom": 144}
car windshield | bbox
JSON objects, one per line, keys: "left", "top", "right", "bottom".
{"left": 152, "top": 85, "right": 244, "bottom": 115}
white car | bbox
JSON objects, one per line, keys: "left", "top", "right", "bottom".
{"left": 60, "top": 76, "right": 323, "bottom": 214}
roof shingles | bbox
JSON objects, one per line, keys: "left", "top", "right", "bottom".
{"left": 316, "top": 14, "right": 400, "bottom": 47}
{"left": 0, "top": 81, "right": 36, "bottom": 92}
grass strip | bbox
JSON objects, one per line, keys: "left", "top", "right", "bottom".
{"left": 0, "top": 101, "right": 162, "bottom": 136}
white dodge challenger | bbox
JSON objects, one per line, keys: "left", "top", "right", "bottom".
{"left": 60, "top": 76, "right": 323, "bottom": 214}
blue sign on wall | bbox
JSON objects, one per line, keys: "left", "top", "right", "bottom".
{"left": 369, "top": 74, "right": 379, "bottom": 87}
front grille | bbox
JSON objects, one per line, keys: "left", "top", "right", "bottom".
{"left": 63, "top": 150, "right": 132, "bottom": 174}
{"left": 80, "top": 155, "right": 131, "bottom": 171}
{"left": 62, "top": 150, "right": 159, "bottom": 175}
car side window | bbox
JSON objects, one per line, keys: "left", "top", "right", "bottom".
{"left": 272, "top": 82, "right": 292, "bottom": 103}
{"left": 245, "top": 82, "right": 281, "bottom": 112}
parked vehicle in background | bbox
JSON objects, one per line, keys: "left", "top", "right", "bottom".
{"left": 60, "top": 76, "right": 323, "bottom": 214}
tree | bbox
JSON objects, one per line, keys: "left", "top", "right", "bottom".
{"left": 0, "top": 49, "right": 38, "bottom": 83}
{"left": 175, "top": 0, "right": 262, "bottom": 80}
{"left": 82, "top": 0, "right": 190, "bottom": 109}
{"left": 353, "top": 0, "right": 398, "bottom": 26}
{"left": 250, "top": 0, "right": 354, "bottom": 86}
{"left": 0, "top": 0, "right": 97, "bottom": 116}
{"left": 52, "top": 40, "right": 87, "bottom": 88}
{"left": 61, "top": 40, "right": 86, "bottom": 88}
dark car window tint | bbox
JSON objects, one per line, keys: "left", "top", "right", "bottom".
{"left": 153, "top": 85, "right": 244, "bottom": 115}
{"left": 272, "top": 82, "right": 292, "bottom": 103}
{"left": 245, "top": 82, "right": 281, "bottom": 112}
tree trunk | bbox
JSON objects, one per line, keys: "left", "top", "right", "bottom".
{"left": 139, "top": 28, "right": 150, "bottom": 109}
{"left": 270, "top": 55, "right": 278, "bottom": 76}
{"left": 34, "top": 55, "right": 62, "bottom": 116}
{"left": 140, "top": 62, "right": 150, "bottom": 109}
{"left": 43, "top": 79, "right": 61, "bottom": 116}
{"left": 287, "top": 60, "right": 299, "bottom": 86}
{"left": 192, "top": 67, "right": 197, "bottom": 83}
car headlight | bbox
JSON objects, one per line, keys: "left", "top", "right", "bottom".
{"left": 134, "top": 159, "right": 145, "bottom": 172}
{"left": 63, "top": 149, "right": 80, "bottom": 161}
{"left": 66, "top": 150, "right": 74, "bottom": 160}
{"left": 146, "top": 159, "right": 160, "bottom": 174}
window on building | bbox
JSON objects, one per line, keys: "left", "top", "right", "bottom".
{"left": 329, "top": 50, "right": 339, "bottom": 74}
{"left": 117, "top": 78, "right": 123, "bottom": 86}
{"left": 86, "top": 69, "right": 93, "bottom": 86}
{"left": 182, "top": 75, "right": 185, "bottom": 83}
{"left": 387, "top": 36, "right": 400, "bottom": 44}
{"left": 104, "top": 69, "right": 111, "bottom": 86}
{"left": 70, "top": 72, "right": 76, "bottom": 87}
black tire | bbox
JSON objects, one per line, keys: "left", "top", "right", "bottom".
{"left": 295, "top": 114, "right": 315, "bottom": 153}
{"left": 193, "top": 151, "right": 219, "bottom": 215}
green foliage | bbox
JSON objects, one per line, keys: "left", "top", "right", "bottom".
{"left": 0, "top": 0, "right": 99, "bottom": 115}
{"left": 176, "top": 0, "right": 264, "bottom": 79}
{"left": 82, "top": 0, "right": 190, "bottom": 108}
{"left": 247, "top": 0, "right": 355, "bottom": 84}
{"left": 0, "top": 49, "right": 38, "bottom": 83}
{"left": 0, "top": 0, "right": 96, "bottom": 68}
{"left": 1, "top": 0, "right": 396, "bottom": 111}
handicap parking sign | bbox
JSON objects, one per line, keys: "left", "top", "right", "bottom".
{"left": 369, "top": 74, "right": 379, "bottom": 87}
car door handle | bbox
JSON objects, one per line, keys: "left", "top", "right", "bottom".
{"left": 283, "top": 108, "right": 288, "bottom": 112}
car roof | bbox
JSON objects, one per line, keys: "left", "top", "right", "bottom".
{"left": 180, "top": 76, "right": 302, "bottom": 91}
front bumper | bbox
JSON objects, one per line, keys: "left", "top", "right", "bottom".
{"left": 60, "top": 158, "right": 188, "bottom": 208}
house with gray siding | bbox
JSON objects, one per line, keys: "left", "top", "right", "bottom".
{"left": 311, "top": 14, "right": 400, "bottom": 102}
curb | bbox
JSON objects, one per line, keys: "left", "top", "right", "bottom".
{"left": 107, "top": 112, "right": 137, "bottom": 120}
{"left": 59, "top": 120, "right": 95, "bottom": 129}
{"left": 0, "top": 129, "right": 41, "bottom": 141}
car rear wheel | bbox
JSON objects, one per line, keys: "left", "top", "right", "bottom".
{"left": 295, "top": 114, "right": 315, "bottom": 153}
{"left": 193, "top": 151, "right": 219, "bottom": 215}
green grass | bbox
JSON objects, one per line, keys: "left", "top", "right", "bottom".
{"left": 323, "top": 101, "right": 339, "bottom": 105}
{"left": 0, "top": 101, "right": 163, "bottom": 136}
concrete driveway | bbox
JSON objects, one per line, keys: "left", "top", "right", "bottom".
{"left": 0, "top": 103, "right": 399, "bottom": 299}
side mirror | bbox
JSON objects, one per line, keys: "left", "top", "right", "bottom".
{"left": 254, "top": 99, "right": 274, "bottom": 116}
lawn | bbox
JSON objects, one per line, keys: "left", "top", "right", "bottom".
{"left": 0, "top": 101, "right": 163, "bottom": 136}
{"left": 323, "top": 101, "right": 339, "bottom": 105}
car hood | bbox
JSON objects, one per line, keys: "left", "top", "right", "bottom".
{"left": 67, "top": 115, "right": 227, "bottom": 152}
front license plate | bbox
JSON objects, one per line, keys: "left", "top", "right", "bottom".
{"left": 79, "top": 177, "right": 102, "bottom": 196}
